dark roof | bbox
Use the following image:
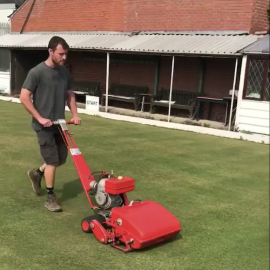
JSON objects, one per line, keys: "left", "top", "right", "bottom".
{"left": 0, "top": 0, "right": 26, "bottom": 8}
{"left": 241, "top": 35, "right": 270, "bottom": 54}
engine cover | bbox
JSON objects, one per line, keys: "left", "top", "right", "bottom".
{"left": 110, "top": 200, "right": 181, "bottom": 250}
{"left": 104, "top": 176, "right": 135, "bottom": 195}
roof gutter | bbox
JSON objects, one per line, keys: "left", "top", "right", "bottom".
{"left": 0, "top": 45, "right": 243, "bottom": 58}
{"left": 242, "top": 52, "right": 270, "bottom": 55}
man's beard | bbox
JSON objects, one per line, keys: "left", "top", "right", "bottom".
{"left": 52, "top": 57, "right": 64, "bottom": 67}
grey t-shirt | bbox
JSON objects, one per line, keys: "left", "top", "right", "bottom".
{"left": 22, "top": 62, "right": 72, "bottom": 131}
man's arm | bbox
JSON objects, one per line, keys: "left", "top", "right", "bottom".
{"left": 66, "top": 90, "right": 81, "bottom": 125}
{"left": 66, "top": 90, "right": 78, "bottom": 117}
{"left": 20, "top": 88, "right": 43, "bottom": 122}
{"left": 20, "top": 69, "right": 51, "bottom": 126}
{"left": 20, "top": 69, "right": 42, "bottom": 121}
{"left": 65, "top": 70, "right": 80, "bottom": 123}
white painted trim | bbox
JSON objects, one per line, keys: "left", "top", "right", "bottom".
{"left": 168, "top": 55, "right": 175, "bottom": 122}
{"left": 9, "top": 49, "right": 11, "bottom": 93}
{"left": 235, "top": 55, "right": 247, "bottom": 129}
{"left": 228, "top": 58, "right": 238, "bottom": 130}
{"left": 0, "top": 96, "right": 268, "bottom": 144}
{"left": 105, "top": 52, "right": 110, "bottom": 113}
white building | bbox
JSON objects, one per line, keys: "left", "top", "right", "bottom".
{"left": 235, "top": 34, "right": 270, "bottom": 136}
{"left": 0, "top": 0, "right": 24, "bottom": 94}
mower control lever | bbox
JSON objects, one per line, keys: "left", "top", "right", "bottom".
{"left": 129, "top": 200, "right": 142, "bottom": 206}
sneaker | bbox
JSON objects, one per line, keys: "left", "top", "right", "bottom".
{"left": 27, "top": 169, "right": 43, "bottom": 196}
{"left": 44, "top": 194, "right": 62, "bottom": 212}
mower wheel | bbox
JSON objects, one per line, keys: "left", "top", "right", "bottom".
{"left": 81, "top": 214, "right": 106, "bottom": 233}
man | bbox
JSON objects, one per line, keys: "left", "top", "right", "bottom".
{"left": 20, "top": 36, "right": 81, "bottom": 212}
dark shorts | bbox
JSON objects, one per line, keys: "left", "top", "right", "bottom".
{"left": 36, "top": 128, "right": 68, "bottom": 165}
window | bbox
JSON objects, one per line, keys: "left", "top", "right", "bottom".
{"left": 0, "top": 48, "right": 10, "bottom": 72}
{"left": 243, "top": 56, "right": 269, "bottom": 102}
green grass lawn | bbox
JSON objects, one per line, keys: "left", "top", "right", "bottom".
{"left": 0, "top": 101, "right": 269, "bottom": 270}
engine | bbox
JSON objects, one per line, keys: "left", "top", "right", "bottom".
{"left": 90, "top": 178, "right": 123, "bottom": 209}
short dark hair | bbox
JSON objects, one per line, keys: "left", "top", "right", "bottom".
{"left": 48, "top": 36, "right": 69, "bottom": 50}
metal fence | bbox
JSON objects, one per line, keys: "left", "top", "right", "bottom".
{"left": 0, "top": 22, "right": 11, "bottom": 36}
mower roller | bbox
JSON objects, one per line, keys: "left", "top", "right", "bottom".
{"left": 53, "top": 119, "right": 181, "bottom": 252}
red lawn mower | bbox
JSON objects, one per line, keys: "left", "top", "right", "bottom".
{"left": 53, "top": 119, "right": 181, "bottom": 252}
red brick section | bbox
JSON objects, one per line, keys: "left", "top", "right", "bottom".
{"left": 123, "top": 0, "right": 254, "bottom": 32}
{"left": 66, "top": 51, "right": 238, "bottom": 122}
{"left": 250, "top": 0, "right": 270, "bottom": 33}
{"left": 11, "top": 0, "right": 124, "bottom": 32}
{"left": 11, "top": 0, "right": 265, "bottom": 33}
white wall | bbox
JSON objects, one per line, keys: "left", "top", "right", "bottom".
{"left": 0, "top": 4, "right": 15, "bottom": 23}
{"left": 235, "top": 55, "right": 270, "bottom": 135}
{"left": 0, "top": 4, "right": 14, "bottom": 95}
{"left": 0, "top": 71, "right": 10, "bottom": 94}
{"left": 236, "top": 100, "right": 269, "bottom": 135}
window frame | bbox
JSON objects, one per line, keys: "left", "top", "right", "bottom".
{"left": 243, "top": 55, "right": 269, "bottom": 102}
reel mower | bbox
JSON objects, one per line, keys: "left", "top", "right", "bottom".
{"left": 53, "top": 119, "right": 181, "bottom": 252}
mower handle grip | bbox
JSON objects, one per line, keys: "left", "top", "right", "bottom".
{"left": 66, "top": 120, "right": 75, "bottom": 125}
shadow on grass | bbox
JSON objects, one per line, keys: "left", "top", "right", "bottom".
{"left": 130, "top": 233, "right": 182, "bottom": 253}
{"left": 55, "top": 178, "right": 84, "bottom": 204}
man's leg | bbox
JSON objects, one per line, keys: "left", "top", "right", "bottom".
{"left": 36, "top": 129, "right": 62, "bottom": 211}
{"left": 38, "top": 163, "right": 47, "bottom": 174}
{"left": 44, "top": 164, "right": 57, "bottom": 196}
{"left": 55, "top": 129, "right": 68, "bottom": 169}
{"left": 43, "top": 129, "right": 68, "bottom": 211}
{"left": 27, "top": 163, "right": 47, "bottom": 196}
{"left": 28, "top": 160, "right": 65, "bottom": 196}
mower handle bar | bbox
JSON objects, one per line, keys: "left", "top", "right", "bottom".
{"left": 52, "top": 120, "right": 75, "bottom": 125}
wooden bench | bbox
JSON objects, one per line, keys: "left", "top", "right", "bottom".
{"left": 150, "top": 88, "right": 203, "bottom": 118}
{"left": 101, "top": 83, "right": 148, "bottom": 111}
{"left": 72, "top": 81, "right": 100, "bottom": 98}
